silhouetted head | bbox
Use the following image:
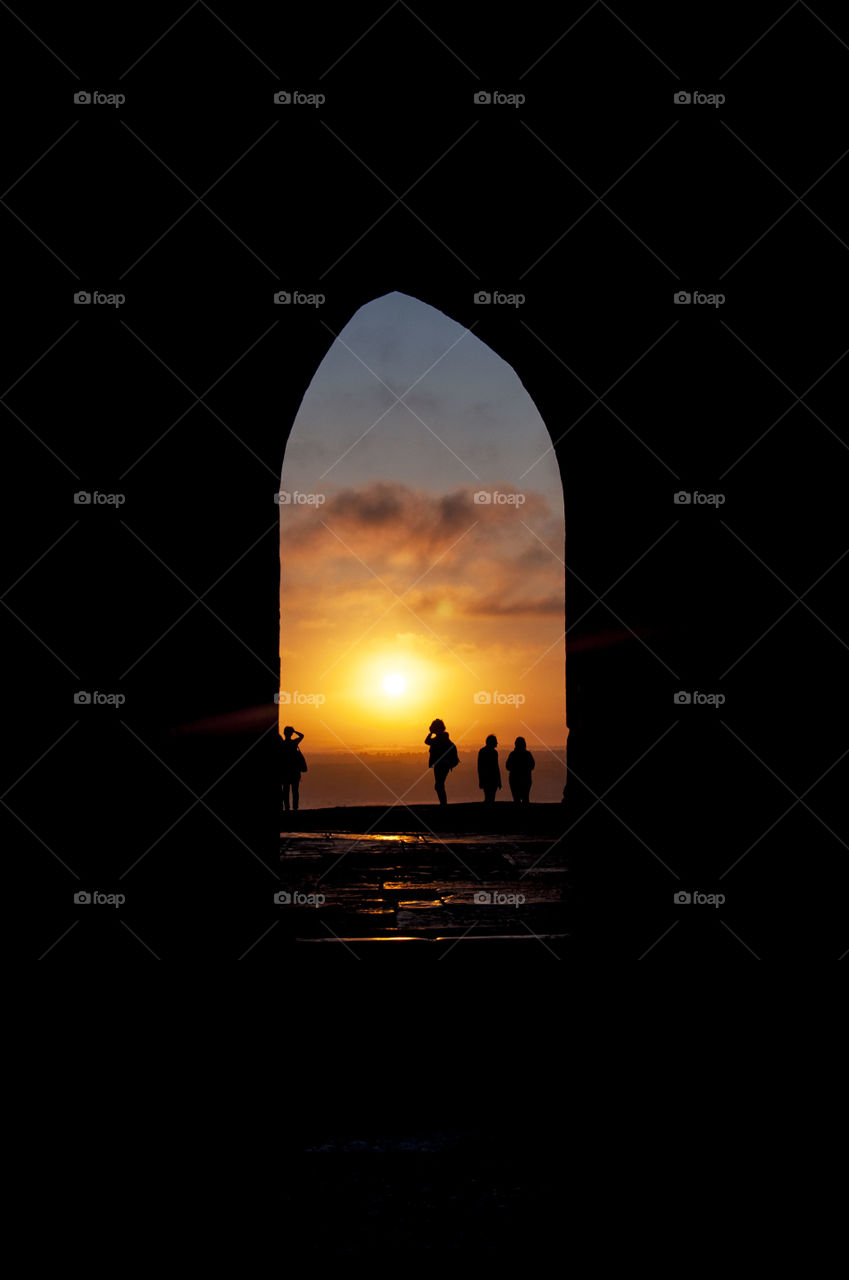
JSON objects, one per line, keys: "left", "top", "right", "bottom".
{"left": 283, "top": 725, "right": 295, "bottom": 738}
{"left": 514, "top": 736, "right": 527, "bottom": 750}
{"left": 486, "top": 734, "right": 497, "bottom": 747}
{"left": 429, "top": 718, "right": 446, "bottom": 734}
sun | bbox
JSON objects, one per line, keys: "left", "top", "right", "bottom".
{"left": 382, "top": 673, "right": 407, "bottom": 696}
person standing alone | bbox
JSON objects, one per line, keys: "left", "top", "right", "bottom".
{"left": 425, "top": 719, "right": 459, "bottom": 805}
{"left": 280, "top": 725, "right": 306, "bottom": 812}
{"left": 477, "top": 735, "right": 502, "bottom": 804}
{"left": 505, "top": 736, "right": 535, "bottom": 804}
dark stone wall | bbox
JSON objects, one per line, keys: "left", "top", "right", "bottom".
{"left": 10, "top": 4, "right": 847, "bottom": 961}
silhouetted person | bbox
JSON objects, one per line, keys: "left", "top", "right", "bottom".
{"left": 280, "top": 725, "right": 306, "bottom": 812}
{"left": 425, "top": 718, "right": 459, "bottom": 805}
{"left": 477, "top": 734, "right": 502, "bottom": 804}
{"left": 505, "top": 736, "right": 535, "bottom": 804}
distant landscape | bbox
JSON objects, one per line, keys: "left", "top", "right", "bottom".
{"left": 288, "top": 747, "right": 566, "bottom": 808}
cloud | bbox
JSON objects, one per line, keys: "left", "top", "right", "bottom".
{"left": 280, "top": 481, "right": 564, "bottom": 623}
{"left": 329, "top": 482, "right": 406, "bottom": 528}
{"left": 464, "top": 594, "right": 563, "bottom": 617}
{"left": 282, "top": 482, "right": 558, "bottom": 549}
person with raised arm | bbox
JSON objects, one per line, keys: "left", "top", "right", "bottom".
{"left": 424, "top": 719, "right": 459, "bottom": 805}
{"left": 280, "top": 725, "right": 306, "bottom": 812}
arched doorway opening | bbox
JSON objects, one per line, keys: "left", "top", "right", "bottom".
{"left": 278, "top": 291, "right": 565, "bottom": 807}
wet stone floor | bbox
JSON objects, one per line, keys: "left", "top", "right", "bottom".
{"left": 277, "top": 829, "right": 570, "bottom": 947}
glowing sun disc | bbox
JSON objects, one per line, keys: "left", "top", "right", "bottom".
{"left": 383, "top": 673, "right": 407, "bottom": 696}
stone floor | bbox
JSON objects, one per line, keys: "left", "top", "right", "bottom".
{"left": 277, "top": 804, "right": 571, "bottom": 951}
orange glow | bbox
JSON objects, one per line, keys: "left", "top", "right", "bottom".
{"left": 278, "top": 292, "right": 566, "bottom": 753}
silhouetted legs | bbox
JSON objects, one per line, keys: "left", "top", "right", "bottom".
{"left": 482, "top": 787, "right": 498, "bottom": 804}
{"left": 509, "top": 780, "right": 531, "bottom": 804}
{"left": 434, "top": 763, "right": 450, "bottom": 805}
{"left": 282, "top": 779, "right": 300, "bottom": 812}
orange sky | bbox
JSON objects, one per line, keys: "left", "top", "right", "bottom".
{"left": 279, "top": 293, "right": 565, "bottom": 752}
